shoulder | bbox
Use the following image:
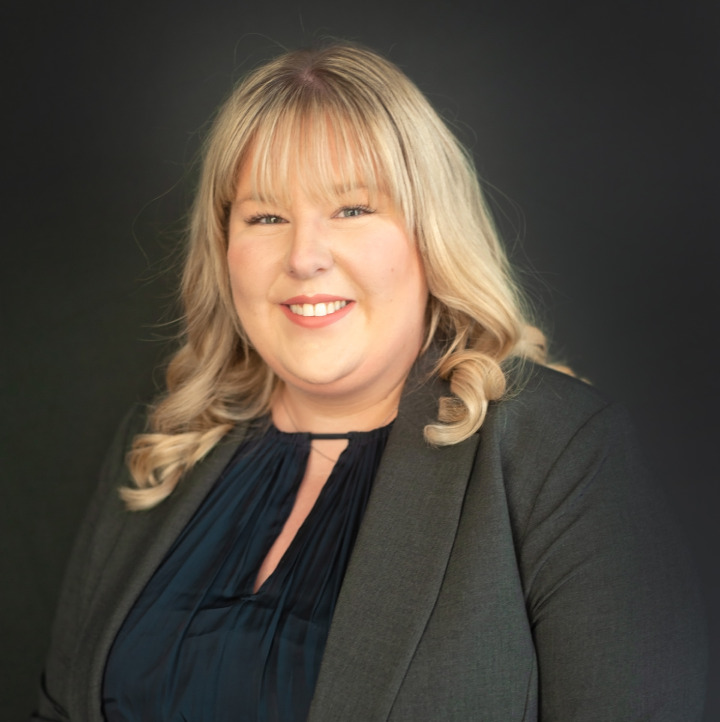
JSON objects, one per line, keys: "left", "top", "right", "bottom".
{"left": 486, "top": 360, "right": 633, "bottom": 467}
{"left": 496, "top": 360, "right": 615, "bottom": 435}
{"left": 69, "top": 403, "right": 149, "bottom": 574}
{"left": 54, "top": 402, "right": 155, "bottom": 612}
{"left": 477, "top": 365, "right": 708, "bottom": 718}
{"left": 479, "top": 362, "right": 649, "bottom": 539}
{"left": 91, "top": 402, "right": 149, "bottom": 513}
{"left": 104, "top": 403, "right": 150, "bottom": 475}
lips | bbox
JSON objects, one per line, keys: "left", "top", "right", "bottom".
{"left": 280, "top": 295, "right": 354, "bottom": 327}
{"left": 288, "top": 300, "right": 348, "bottom": 317}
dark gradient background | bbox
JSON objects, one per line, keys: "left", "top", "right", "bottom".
{"left": 2, "top": 0, "right": 718, "bottom": 718}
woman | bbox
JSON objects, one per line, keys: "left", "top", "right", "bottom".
{"left": 33, "top": 44, "right": 707, "bottom": 721}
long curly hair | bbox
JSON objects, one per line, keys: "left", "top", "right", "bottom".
{"left": 123, "top": 43, "right": 546, "bottom": 510}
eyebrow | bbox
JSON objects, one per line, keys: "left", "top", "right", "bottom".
{"left": 233, "top": 183, "right": 372, "bottom": 207}
{"left": 233, "top": 194, "right": 260, "bottom": 206}
{"left": 332, "top": 182, "right": 370, "bottom": 195}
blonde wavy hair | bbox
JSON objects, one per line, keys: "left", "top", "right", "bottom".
{"left": 123, "top": 42, "right": 547, "bottom": 510}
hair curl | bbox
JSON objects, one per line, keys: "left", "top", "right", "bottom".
{"left": 123, "top": 43, "right": 547, "bottom": 510}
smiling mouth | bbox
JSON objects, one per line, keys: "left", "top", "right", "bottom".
{"left": 287, "top": 300, "right": 349, "bottom": 317}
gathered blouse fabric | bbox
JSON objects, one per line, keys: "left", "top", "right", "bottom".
{"left": 102, "top": 422, "right": 392, "bottom": 722}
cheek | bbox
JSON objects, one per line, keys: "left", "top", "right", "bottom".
{"left": 226, "top": 242, "right": 266, "bottom": 302}
{"left": 359, "top": 232, "right": 426, "bottom": 298}
{"left": 226, "top": 250, "right": 247, "bottom": 303}
{"left": 386, "top": 247, "right": 427, "bottom": 302}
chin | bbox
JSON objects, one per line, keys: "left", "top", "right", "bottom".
{"left": 287, "top": 372, "right": 356, "bottom": 393}
{"left": 274, "top": 360, "right": 357, "bottom": 391}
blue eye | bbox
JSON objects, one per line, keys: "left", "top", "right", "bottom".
{"left": 338, "top": 205, "right": 373, "bottom": 218}
{"left": 247, "top": 214, "right": 285, "bottom": 225}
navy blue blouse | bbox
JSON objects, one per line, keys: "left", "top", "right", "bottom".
{"left": 102, "top": 421, "right": 392, "bottom": 722}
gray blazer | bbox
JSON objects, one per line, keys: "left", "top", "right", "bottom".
{"left": 33, "top": 362, "right": 707, "bottom": 721}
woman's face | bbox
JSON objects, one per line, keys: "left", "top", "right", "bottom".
{"left": 226, "top": 157, "right": 428, "bottom": 407}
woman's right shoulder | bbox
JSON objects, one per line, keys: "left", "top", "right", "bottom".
{"left": 60, "top": 402, "right": 155, "bottom": 579}
{"left": 92, "top": 403, "right": 149, "bottom": 498}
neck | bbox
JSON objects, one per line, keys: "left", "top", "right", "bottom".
{"left": 271, "top": 379, "right": 403, "bottom": 435}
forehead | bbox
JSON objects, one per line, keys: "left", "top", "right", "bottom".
{"left": 234, "top": 113, "right": 390, "bottom": 206}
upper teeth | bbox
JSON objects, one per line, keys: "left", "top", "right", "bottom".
{"left": 289, "top": 300, "right": 348, "bottom": 317}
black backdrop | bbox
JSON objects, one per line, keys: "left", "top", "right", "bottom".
{"left": 2, "top": 0, "right": 718, "bottom": 718}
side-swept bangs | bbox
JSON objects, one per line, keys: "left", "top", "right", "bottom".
{"left": 243, "top": 95, "right": 404, "bottom": 216}
{"left": 205, "top": 46, "right": 433, "bottom": 236}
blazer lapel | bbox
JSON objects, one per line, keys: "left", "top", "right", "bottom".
{"left": 308, "top": 366, "right": 480, "bottom": 721}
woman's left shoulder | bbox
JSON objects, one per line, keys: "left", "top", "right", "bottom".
{"left": 479, "top": 360, "right": 655, "bottom": 515}
{"left": 489, "top": 360, "right": 632, "bottom": 453}
{"left": 480, "top": 363, "right": 709, "bottom": 720}
{"left": 501, "top": 359, "right": 613, "bottom": 418}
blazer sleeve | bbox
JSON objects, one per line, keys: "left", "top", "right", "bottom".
{"left": 516, "top": 401, "right": 708, "bottom": 720}
{"left": 30, "top": 405, "right": 145, "bottom": 722}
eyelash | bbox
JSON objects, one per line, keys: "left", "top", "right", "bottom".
{"left": 244, "top": 205, "right": 375, "bottom": 225}
{"left": 338, "top": 204, "right": 374, "bottom": 218}
{"left": 245, "top": 213, "right": 285, "bottom": 225}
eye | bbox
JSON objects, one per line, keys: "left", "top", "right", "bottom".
{"left": 246, "top": 213, "right": 286, "bottom": 225}
{"left": 336, "top": 205, "right": 374, "bottom": 219}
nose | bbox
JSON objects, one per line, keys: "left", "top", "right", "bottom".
{"left": 284, "top": 217, "right": 334, "bottom": 279}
